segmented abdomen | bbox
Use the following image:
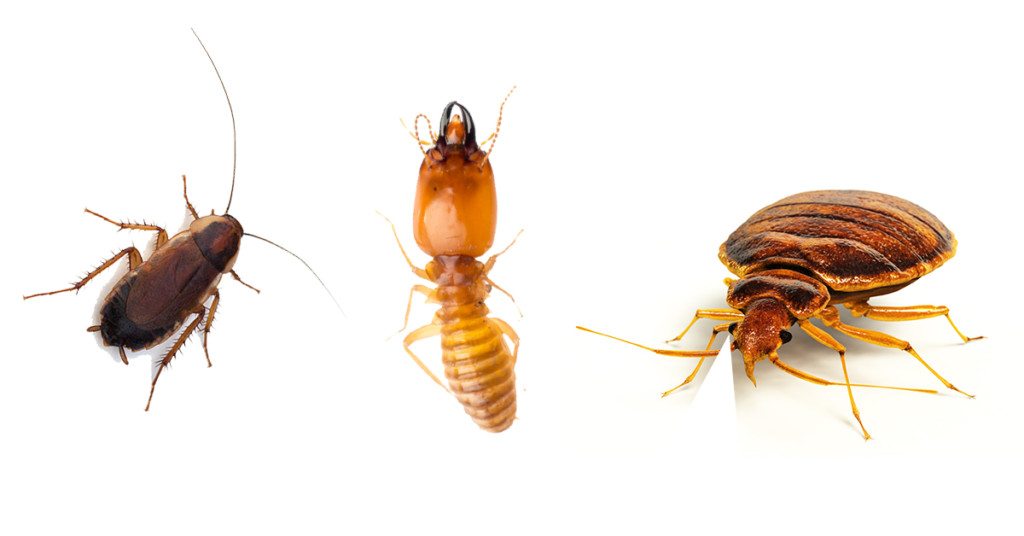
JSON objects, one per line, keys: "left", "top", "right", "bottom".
{"left": 437, "top": 292, "right": 516, "bottom": 433}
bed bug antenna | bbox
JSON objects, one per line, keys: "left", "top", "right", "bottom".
{"left": 243, "top": 232, "right": 345, "bottom": 315}
{"left": 191, "top": 28, "right": 237, "bottom": 214}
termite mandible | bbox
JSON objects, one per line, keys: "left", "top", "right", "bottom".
{"left": 385, "top": 91, "right": 522, "bottom": 432}
{"left": 24, "top": 30, "right": 339, "bottom": 411}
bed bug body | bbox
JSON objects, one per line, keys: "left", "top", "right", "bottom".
{"left": 580, "top": 190, "right": 980, "bottom": 439}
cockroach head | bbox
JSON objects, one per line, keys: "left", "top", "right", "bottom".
{"left": 434, "top": 101, "right": 479, "bottom": 155}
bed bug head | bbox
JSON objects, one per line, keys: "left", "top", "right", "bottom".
{"left": 413, "top": 101, "right": 497, "bottom": 258}
{"left": 727, "top": 299, "right": 793, "bottom": 386}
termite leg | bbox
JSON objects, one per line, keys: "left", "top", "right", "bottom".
{"left": 661, "top": 322, "right": 732, "bottom": 397}
{"left": 395, "top": 284, "right": 435, "bottom": 335}
{"left": 485, "top": 276, "right": 522, "bottom": 318}
{"left": 491, "top": 318, "right": 520, "bottom": 366}
{"left": 483, "top": 229, "right": 524, "bottom": 274}
{"left": 379, "top": 212, "right": 429, "bottom": 280}
{"left": 84, "top": 209, "right": 169, "bottom": 248}
{"left": 575, "top": 326, "right": 720, "bottom": 359}
{"left": 818, "top": 306, "right": 973, "bottom": 398}
{"left": 797, "top": 319, "right": 870, "bottom": 439}
{"left": 230, "top": 270, "right": 260, "bottom": 293}
{"left": 24, "top": 247, "right": 143, "bottom": 300}
{"left": 181, "top": 174, "right": 200, "bottom": 220}
{"left": 403, "top": 323, "right": 448, "bottom": 392}
{"left": 665, "top": 308, "right": 744, "bottom": 344}
{"left": 845, "top": 300, "right": 983, "bottom": 343}
{"left": 146, "top": 308, "right": 205, "bottom": 411}
{"left": 201, "top": 291, "right": 220, "bottom": 367}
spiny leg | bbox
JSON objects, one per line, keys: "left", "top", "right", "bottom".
{"left": 395, "top": 284, "right": 436, "bottom": 336}
{"left": 819, "top": 306, "right": 973, "bottom": 398}
{"left": 146, "top": 308, "right": 205, "bottom": 411}
{"left": 230, "top": 270, "right": 260, "bottom": 293}
{"left": 201, "top": 291, "right": 220, "bottom": 367}
{"left": 483, "top": 229, "right": 524, "bottom": 273}
{"left": 24, "top": 247, "right": 143, "bottom": 299}
{"left": 181, "top": 174, "right": 200, "bottom": 220}
{"left": 798, "top": 319, "right": 871, "bottom": 439}
{"left": 378, "top": 211, "right": 429, "bottom": 280}
{"left": 845, "top": 300, "right": 982, "bottom": 343}
{"left": 403, "top": 323, "right": 448, "bottom": 392}
{"left": 666, "top": 308, "right": 744, "bottom": 343}
{"left": 661, "top": 322, "right": 732, "bottom": 397}
{"left": 490, "top": 317, "right": 520, "bottom": 366}
{"left": 85, "top": 209, "right": 169, "bottom": 248}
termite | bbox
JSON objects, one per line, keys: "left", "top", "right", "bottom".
{"left": 385, "top": 92, "right": 521, "bottom": 432}
{"left": 24, "top": 30, "right": 339, "bottom": 411}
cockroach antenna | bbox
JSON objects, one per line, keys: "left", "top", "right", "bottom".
{"left": 190, "top": 28, "right": 238, "bottom": 214}
{"left": 244, "top": 232, "right": 346, "bottom": 315}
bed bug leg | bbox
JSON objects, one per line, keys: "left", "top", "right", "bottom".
{"left": 661, "top": 322, "right": 733, "bottom": 397}
{"left": 796, "top": 319, "right": 872, "bottom": 439}
{"left": 819, "top": 306, "right": 973, "bottom": 398}
{"left": 845, "top": 301, "right": 983, "bottom": 343}
{"left": 491, "top": 318, "right": 520, "bottom": 365}
{"left": 146, "top": 308, "right": 205, "bottom": 411}
{"left": 403, "top": 323, "right": 449, "bottom": 392}
{"left": 230, "top": 270, "right": 260, "bottom": 293}
{"left": 24, "top": 247, "right": 144, "bottom": 300}
{"left": 665, "top": 308, "right": 745, "bottom": 343}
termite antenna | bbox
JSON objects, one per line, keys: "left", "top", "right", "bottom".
{"left": 190, "top": 28, "right": 237, "bottom": 214}
{"left": 243, "top": 233, "right": 345, "bottom": 316}
{"left": 480, "top": 85, "right": 516, "bottom": 167}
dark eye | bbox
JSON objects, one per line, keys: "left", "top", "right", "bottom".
{"left": 779, "top": 330, "right": 792, "bottom": 344}
{"left": 727, "top": 323, "right": 738, "bottom": 335}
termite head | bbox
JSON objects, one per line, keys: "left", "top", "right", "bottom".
{"left": 727, "top": 298, "right": 794, "bottom": 386}
{"left": 414, "top": 101, "right": 497, "bottom": 258}
{"left": 190, "top": 214, "right": 243, "bottom": 272}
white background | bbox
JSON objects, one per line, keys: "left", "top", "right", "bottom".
{"left": 1, "top": 1, "right": 1021, "bottom": 534}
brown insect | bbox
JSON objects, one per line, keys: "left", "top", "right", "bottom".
{"left": 579, "top": 190, "right": 981, "bottom": 439}
{"left": 385, "top": 93, "right": 521, "bottom": 432}
{"left": 24, "top": 30, "right": 338, "bottom": 411}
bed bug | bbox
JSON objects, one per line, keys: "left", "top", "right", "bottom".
{"left": 23, "top": 30, "right": 339, "bottom": 411}
{"left": 578, "top": 190, "right": 981, "bottom": 439}
{"left": 384, "top": 92, "right": 521, "bottom": 432}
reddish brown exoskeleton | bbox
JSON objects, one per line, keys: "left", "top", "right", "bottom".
{"left": 386, "top": 93, "right": 522, "bottom": 432}
{"left": 24, "top": 30, "right": 338, "bottom": 411}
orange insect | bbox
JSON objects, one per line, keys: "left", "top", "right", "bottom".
{"left": 385, "top": 93, "right": 521, "bottom": 432}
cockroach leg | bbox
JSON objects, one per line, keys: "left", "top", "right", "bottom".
{"left": 24, "top": 247, "right": 144, "bottom": 300}
{"left": 665, "top": 308, "right": 745, "bottom": 344}
{"left": 845, "top": 301, "right": 983, "bottom": 343}
{"left": 395, "top": 284, "right": 435, "bottom": 336}
{"left": 661, "top": 322, "right": 731, "bottom": 397}
{"left": 483, "top": 229, "right": 524, "bottom": 274}
{"left": 87, "top": 325, "right": 100, "bottom": 332}
{"left": 118, "top": 346, "right": 129, "bottom": 366}
{"left": 146, "top": 308, "right": 205, "bottom": 411}
{"left": 490, "top": 318, "right": 520, "bottom": 365}
{"left": 85, "top": 209, "right": 169, "bottom": 248}
{"left": 818, "top": 306, "right": 974, "bottom": 398}
{"left": 229, "top": 270, "right": 260, "bottom": 293}
{"left": 201, "top": 290, "right": 220, "bottom": 367}
{"left": 797, "top": 319, "right": 870, "bottom": 439}
{"left": 402, "top": 323, "right": 448, "bottom": 392}
{"left": 379, "top": 211, "right": 430, "bottom": 280}
{"left": 181, "top": 174, "right": 200, "bottom": 220}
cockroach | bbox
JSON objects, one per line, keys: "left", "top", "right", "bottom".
{"left": 579, "top": 190, "right": 981, "bottom": 439}
{"left": 24, "top": 30, "right": 338, "bottom": 411}
{"left": 385, "top": 92, "right": 521, "bottom": 432}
